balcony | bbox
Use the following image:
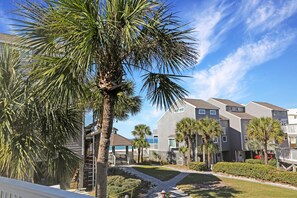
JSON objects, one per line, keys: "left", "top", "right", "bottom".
{"left": 282, "top": 124, "right": 297, "bottom": 135}
{"left": 276, "top": 148, "right": 297, "bottom": 163}
{"left": 0, "top": 176, "right": 92, "bottom": 198}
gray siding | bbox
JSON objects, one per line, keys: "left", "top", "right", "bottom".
{"left": 246, "top": 102, "right": 273, "bottom": 117}
{"left": 195, "top": 109, "right": 219, "bottom": 120}
{"left": 157, "top": 101, "right": 195, "bottom": 151}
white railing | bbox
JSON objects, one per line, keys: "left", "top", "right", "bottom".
{"left": 0, "top": 176, "right": 92, "bottom": 198}
{"left": 282, "top": 124, "right": 297, "bottom": 134}
{"left": 277, "top": 148, "right": 297, "bottom": 163}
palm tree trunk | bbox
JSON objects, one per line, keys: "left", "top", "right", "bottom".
{"left": 195, "top": 133, "right": 198, "bottom": 162}
{"left": 264, "top": 141, "right": 268, "bottom": 165}
{"left": 208, "top": 151, "right": 211, "bottom": 169}
{"left": 187, "top": 138, "right": 192, "bottom": 165}
{"left": 96, "top": 93, "right": 116, "bottom": 198}
{"left": 202, "top": 143, "right": 206, "bottom": 164}
{"left": 141, "top": 147, "right": 144, "bottom": 163}
{"left": 138, "top": 147, "right": 140, "bottom": 163}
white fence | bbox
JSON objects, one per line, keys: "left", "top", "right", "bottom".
{"left": 0, "top": 176, "right": 92, "bottom": 198}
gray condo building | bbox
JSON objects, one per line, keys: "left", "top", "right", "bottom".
{"left": 154, "top": 97, "right": 293, "bottom": 164}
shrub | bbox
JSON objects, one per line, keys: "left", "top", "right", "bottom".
{"left": 213, "top": 162, "right": 297, "bottom": 187}
{"left": 107, "top": 176, "right": 141, "bottom": 198}
{"left": 245, "top": 159, "right": 263, "bottom": 164}
{"left": 188, "top": 162, "right": 208, "bottom": 171}
{"left": 268, "top": 159, "right": 277, "bottom": 167}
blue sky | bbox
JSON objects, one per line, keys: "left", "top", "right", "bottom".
{"left": 1, "top": 0, "right": 297, "bottom": 138}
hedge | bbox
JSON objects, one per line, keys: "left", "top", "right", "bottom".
{"left": 107, "top": 176, "right": 141, "bottom": 198}
{"left": 213, "top": 162, "right": 297, "bottom": 187}
{"left": 245, "top": 159, "right": 263, "bottom": 164}
{"left": 188, "top": 162, "right": 208, "bottom": 171}
{"left": 245, "top": 159, "right": 277, "bottom": 167}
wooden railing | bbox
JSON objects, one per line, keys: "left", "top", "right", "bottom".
{"left": 0, "top": 176, "right": 92, "bottom": 198}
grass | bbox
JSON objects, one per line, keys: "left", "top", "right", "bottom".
{"left": 132, "top": 165, "right": 180, "bottom": 181}
{"left": 177, "top": 173, "right": 297, "bottom": 198}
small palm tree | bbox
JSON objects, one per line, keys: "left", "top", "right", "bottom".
{"left": 132, "top": 124, "right": 152, "bottom": 163}
{"left": 197, "top": 117, "right": 222, "bottom": 168}
{"left": 178, "top": 146, "right": 188, "bottom": 166}
{"left": 132, "top": 138, "right": 142, "bottom": 164}
{"left": 17, "top": 1, "right": 198, "bottom": 196}
{"left": 247, "top": 117, "right": 284, "bottom": 164}
{"left": 176, "top": 118, "right": 198, "bottom": 165}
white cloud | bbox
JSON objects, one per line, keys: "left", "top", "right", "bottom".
{"left": 190, "top": 31, "right": 296, "bottom": 100}
{"left": 246, "top": 0, "right": 297, "bottom": 32}
{"left": 192, "top": 1, "right": 260, "bottom": 63}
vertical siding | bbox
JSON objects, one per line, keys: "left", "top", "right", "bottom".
{"left": 157, "top": 101, "right": 195, "bottom": 151}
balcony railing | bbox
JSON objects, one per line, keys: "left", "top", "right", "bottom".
{"left": 282, "top": 124, "right": 297, "bottom": 134}
{"left": 276, "top": 148, "right": 297, "bottom": 163}
{"left": 0, "top": 176, "right": 92, "bottom": 198}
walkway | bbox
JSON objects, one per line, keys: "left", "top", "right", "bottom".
{"left": 119, "top": 166, "right": 190, "bottom": 198}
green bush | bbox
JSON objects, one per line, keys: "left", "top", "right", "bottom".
{"left": 268, "top": 159, "right": 277, "bottom": 167}
{"left": 213, "top": 162, "right": 297, "bottom": 187}
{"left": 245, "top": 159, "right": 263, "bottom": 164}
{"left": 188, "top": 162, "right": 208, "bottom": 171}
{"left": 107, "top": 176, "right": 141, "bottom": 198}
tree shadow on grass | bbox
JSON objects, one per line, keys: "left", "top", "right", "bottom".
{"left": 177, "top": 173, "right": 241, "bottom": 198}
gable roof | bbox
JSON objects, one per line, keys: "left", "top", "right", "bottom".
{"left": 211, "top": 98, "right": 244, "bottom": 107}
{"left": 184, "top": 98, "right": 219, "bottom": 109}
{"left": 252, "top": 101, "right": 287, "bottom": 111}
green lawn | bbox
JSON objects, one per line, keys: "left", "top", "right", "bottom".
{"left": 177, "top": 173, "right": 297, "bottom": 198}
{"left": 132, "top": 165, "right": 180, "bottom": 181}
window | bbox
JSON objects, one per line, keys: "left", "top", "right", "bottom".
{"left": 222, "top": 136, "right": 227, "bottom": 142}
{"left": 238, "top": 107, "right": 244, "bottom": 112}
{"left": 174, "top": 107, "right": 184, "bottom": 113}
{"left": 213, "top": 136, "right": 218, "bottom": 143}
{"left": 198, "top": 109, "right": 206, "bottom": 114}
{"left": 210, "top": 110, "right": 217, "bottom": 115}
{"left": 294, "top": 115, "right": 297, "bottom": 119}
{"left": 168, "top": 139, "right": 176, "bottom": 148}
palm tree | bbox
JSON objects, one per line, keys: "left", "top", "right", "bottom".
{"left": 247, "top": 117, "right": 284, "bottom": 164}
{"left": 0, "top": 43, "right": 81, "bottom": 186}
{"left": 17, "top": 0, "right": 198, "bottom": 196}
{"left": 132, "top": 138, "right": 142, "bottom": 164}
{"left": 132, "top": 124, "right": 152, "bottom": 163}
{"left": 176, "top": 118, "right": 198, "bottom": 165}
{"left": 197, "top": 117, "right": 222, "bottom": 168}
{"left": 178, "top": 146, "right": 188, "bottom": 166}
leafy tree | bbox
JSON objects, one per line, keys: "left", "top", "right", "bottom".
{"left": 197, "top": 117, "right": 222, "bottom": 167}
{"left": 247, "top": 117, "right": 284, "bottom": 164}
{"left": 17, "top": 0, "right": 198, "bottom": 196}
{"left": 132, "top": 124, "right": 152, "bottom": 163}
{"left": 176, "top": 118, "right": 198, "bottom": 165}
{"left": 0, "top": 43, "right": 80, "bottom": 186}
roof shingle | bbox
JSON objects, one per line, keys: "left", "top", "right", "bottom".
{"left": 212, "top": 98, "right": 244, "bottom": 107}
{"left": 252, "top": 101, "right": 287, "bottom": 111}
{"left": 184, "top": 98, "right": 219, "bottom": 109}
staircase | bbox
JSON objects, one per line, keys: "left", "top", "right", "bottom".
{"left": 84, "top": 152, "right": 95, "bottom": 190}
